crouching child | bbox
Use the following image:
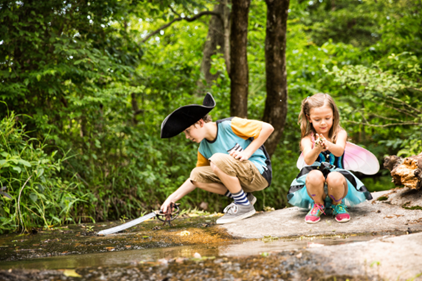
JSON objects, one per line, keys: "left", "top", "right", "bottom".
{"left": 160, "top": 93, "right": 274, "bottom": 224}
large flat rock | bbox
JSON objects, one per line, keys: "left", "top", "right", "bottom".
{"left": 221, "top": 191, "right": 422, "bottom": 238}
{"left": 308, "top": 232, "right": 422, "bottom": 280}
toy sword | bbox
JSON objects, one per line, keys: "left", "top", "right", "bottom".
{"left": 97, "top": 203, "right": 180, "bottom": 235}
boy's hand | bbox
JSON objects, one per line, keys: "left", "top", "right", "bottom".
{"left": 161, "top": 201, "right": 173, "bottom": 214}
{"left": 229, "top": 150, "right": 250, "bottom": 161}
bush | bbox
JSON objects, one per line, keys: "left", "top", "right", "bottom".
{"left": 0, "top": 113, "right": 95, "bottom": 233}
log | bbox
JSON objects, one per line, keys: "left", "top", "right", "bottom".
{"left": 384, "top": 153, "right": 422, "bottom": 189}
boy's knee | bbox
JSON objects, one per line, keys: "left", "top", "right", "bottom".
{"left": 190, "top": 167, "right": 203, "bottom": 181}
{"left": 209, "top": 153, "right": 234, "bottom": 174}
{"left": 209, "top": 153, "right": 230, "bottom": 167}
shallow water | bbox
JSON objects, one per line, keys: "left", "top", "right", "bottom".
{"left": 0, "top": 233, "right": 386, "bottom": 270}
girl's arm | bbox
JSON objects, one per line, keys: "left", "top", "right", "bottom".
{"left": 231, "top": 122, "right": 274, "bottom": 161}
{"left": 321, "top": 130, "right": 347, "bottom": 157}
{"left": 302, "top": 136, "right": 324, "bottom": 165}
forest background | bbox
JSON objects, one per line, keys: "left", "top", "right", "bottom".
{"left": 0, "top": 0, "right": 421, "bottom": 233}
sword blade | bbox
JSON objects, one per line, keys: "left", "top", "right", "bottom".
{"left": 97, "top": 212, "right": 157, "bottom": 235}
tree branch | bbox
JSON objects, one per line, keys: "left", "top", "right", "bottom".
{"left": 141, "top": 11, "right": 223, "bottom": 43}
{"left": 343, "top": 120, "right": 422, "bottom": 128}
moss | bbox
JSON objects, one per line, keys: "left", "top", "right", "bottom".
{"left": 377, "top": 196, "right": 389, "bottom": 201}
{"left": 402, "top": 202, "right": 422, "bottom": 210}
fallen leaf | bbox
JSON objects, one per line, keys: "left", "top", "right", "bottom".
{"left": 125, "top": 245, "right": 132, "bottom": 249}
{"left": 106, "top": 247, "right": 115, "bottom": 251}
{"left": 157, "top": 258, "right": 168, "bottom": 265}
{"left": 63, "top": 269, "right": 81, "bottom": 277}
{"left": 179, "top": 231, "right": 190, "bottom": 236}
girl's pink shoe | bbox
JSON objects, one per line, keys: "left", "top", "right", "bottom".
{"left": 305, "top": 203, "right": 325, "bottom": 224}
{"left": 332, "top": 202, "right": 351, "bottom": 223}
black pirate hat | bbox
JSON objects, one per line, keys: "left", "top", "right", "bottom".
{"left": 161, "top": 93, "right": 216, "bottom": 138}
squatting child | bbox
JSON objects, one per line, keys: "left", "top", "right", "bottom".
{"left": 288, "top": 93, "right": 376, "bottom": 224}
{"left": 160, "top": 93, "right": 274, "bottom": 224}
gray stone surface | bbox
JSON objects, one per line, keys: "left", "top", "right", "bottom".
{"left": 221, "top": 191, "right": 422, "bottom": 239}
{"left": 308, "top": 232, "right": 422, "bottom": 280}
{"left": 220, "top": 191, "right": 422, "bottom": 280}
{"left": 386, "top": 187, "right": 422, "bottom": 209}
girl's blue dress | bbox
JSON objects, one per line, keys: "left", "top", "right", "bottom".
{"left": 288, "top": 149, "right": 373, "bottom": 209}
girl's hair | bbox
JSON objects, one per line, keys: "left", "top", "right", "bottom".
{"left": 298, "top": 93, "right": 342, "bottom": 142}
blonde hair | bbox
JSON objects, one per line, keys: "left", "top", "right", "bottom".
{"left": 298, "top": 93, "right": 342, "bottom": 143}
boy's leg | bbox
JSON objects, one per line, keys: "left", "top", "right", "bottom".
{"left": 208, "top": 153, "right": 267, "bottom": 224}
{"left": 190, "top": 161, "right": 253, "bottom": 205}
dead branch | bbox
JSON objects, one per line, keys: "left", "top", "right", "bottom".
{"left": 384, "top": 153, "right": 422, "bottom": 189}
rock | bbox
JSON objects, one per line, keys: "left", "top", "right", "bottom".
{"left": 384, "top": 187, "right": 422, "bottom": 210}
{"left": 199, "top": 202, "right": 208, "bottom": 210}
{"left": 220, "top": 191, "right": 422, "bottom": 239}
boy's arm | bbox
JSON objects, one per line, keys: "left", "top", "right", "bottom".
{"left": 161, "top": 178, "right": 196, "bottom": 213}
{"left": 231, "top": 121, "right": 274, "bottom": 161}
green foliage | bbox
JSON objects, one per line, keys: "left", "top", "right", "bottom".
{"left": 0, "top": 113, "right": 95, "bottom": 233}
{"left": 0, "top": 0, "right": 421, "bottom": 233}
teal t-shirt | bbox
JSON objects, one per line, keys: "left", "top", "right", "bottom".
{"left": 197, "top": 117, "right": 272, "bottom": 185}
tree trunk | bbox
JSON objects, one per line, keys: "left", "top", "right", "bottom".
{"left": 262, "top": 0, "right": 290, "bottom": 157}
{"left": 229, "top": 0, "right": 250, "bottom": 118}
{"left": 200, "top": 1, "right": 231, "bottom": 86}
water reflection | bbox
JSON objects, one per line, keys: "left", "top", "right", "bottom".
{"left": 0, "top": 234, "right": 380, "bottom": 270}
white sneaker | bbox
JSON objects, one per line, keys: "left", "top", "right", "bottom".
{"left": 223, "top": 193, "right": 256, "bottom": 213}
{"left": 216, "top": 204, "right": 256, "bottom": 224}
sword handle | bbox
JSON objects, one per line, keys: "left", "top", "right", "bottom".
{"left": 156, "top": 203, "right": 180, "bottom": 222}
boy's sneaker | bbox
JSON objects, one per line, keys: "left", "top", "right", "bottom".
{"left": 332, "top": 202, "right": 350, "bottom": 223}
{"left": 305, "top": 203, "right": 325, "bottom": 224}
{"left": 223, "top": 193, "right": 256, "bottom": 213}
{"left": 247, "top": 193, "right": 257, "bottom": 205}
{"left": 216, "top": 204, "right": 256, "bottom": 224}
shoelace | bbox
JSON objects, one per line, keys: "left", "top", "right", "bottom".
{"left": 225, "top": 204, "right": 238, "bottom": 215}
{"left": 333, "top": 204, "right": 346, "bottom": 214}
{"left": 311, "top": 203, "right": 326, "bottom": 215}
{"left": 223, "top": 202, "right": 235, "bottom": 213}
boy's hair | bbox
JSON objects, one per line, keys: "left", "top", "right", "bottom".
{"left": 298, "top": 93, "right": 342, "bottom": 143}
{"left": 202, "top": 114, "right": 212, "bottom": 123}
{"left": 193, "top": 114, "right": 212, "bottom": 127}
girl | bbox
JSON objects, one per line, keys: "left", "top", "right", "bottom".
{"left": 288, "top": 93, "right": 373, "bottom": 224}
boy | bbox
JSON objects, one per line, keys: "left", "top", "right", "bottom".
{"left": 160, "top": 93, "right": 274, "bottom": 224}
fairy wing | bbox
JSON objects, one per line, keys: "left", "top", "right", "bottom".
{"left": 296, "top": 142, "right": 379, "bottom": 175}
{"left": 343, "top": 142, "right": 379, "bottom": 175}
{"left": 296, "top": 153, "right": 307, "bottom": 170}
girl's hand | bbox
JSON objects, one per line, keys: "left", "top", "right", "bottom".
{"left": 229, "top": 150, "right": 250, "bottom": 161}
{"left": 315, "top": 134, "right": 329, "bottom": 151}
